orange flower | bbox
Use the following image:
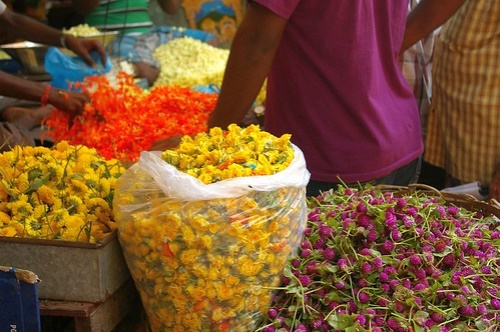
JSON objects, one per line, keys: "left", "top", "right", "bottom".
{"left": 42, "top": 72, "right": 218, "bottom": 162}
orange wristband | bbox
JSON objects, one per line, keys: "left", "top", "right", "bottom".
{"left": 41, "top": 84, "right": 51, "bottom": 106}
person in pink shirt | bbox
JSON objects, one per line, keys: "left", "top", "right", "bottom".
{"left": 152, "top": 0, "right": 462, "bottom": 197}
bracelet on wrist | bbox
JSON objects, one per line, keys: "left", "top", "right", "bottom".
{"left": 41, "top": 84, "right": 51, "bottom": 106}
{"left": 60, "top": 34, "right": 68, "bottom": 49}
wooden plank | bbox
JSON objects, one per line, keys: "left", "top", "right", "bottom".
{"left": 39, "top": 300, "right": 97, "bottom": 318}
{"left": 39, "top": 280, "right": 138, "bottom": 332}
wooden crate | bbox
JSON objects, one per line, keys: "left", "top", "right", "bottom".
{"left": 39, "top": 279, "right": 142, "bottom": 332}
{"left": 0, "top": 230, "right": 130, "bottom": 303}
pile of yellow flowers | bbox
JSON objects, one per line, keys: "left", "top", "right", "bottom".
{"left": 114, "top": 125, "right": 309, "bottom": 331}
{"left": 0, "top": 141, "right": 125, "bottom": 243}
{"left": 162, "top": 124, "right": 294, "bottom": 184}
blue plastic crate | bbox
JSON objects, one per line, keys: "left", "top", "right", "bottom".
{"left": 0, "top": 266, "right": 41, "bottom": 332}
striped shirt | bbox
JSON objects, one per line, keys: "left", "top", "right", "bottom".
{"left": 84, "top": 0, "right": 153, "bottom": 35}
{"left": 424, "top": 0, "right": 500, "bottom": 186}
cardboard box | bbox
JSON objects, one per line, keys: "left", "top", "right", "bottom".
{"left": 0, "top": 266, "right": 41, "bottom": 332}
{"left": 0, "top": 230, "right": 130, "bottom": 303}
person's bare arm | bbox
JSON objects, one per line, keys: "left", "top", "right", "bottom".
{"left": 0, "top": 71, "right": 89, "bottom": 118}
{"left": 401, "top": 0, "right": 465, "bottom": 52}
{"left": 208, "top": 2, "right": 287, "bottom": 129}
{"left": 0, "top": 7, "right": 106, "bottom": 66}
{"left": 157, "top": 0, "right": 180, "bottom": 15}
{"left": 70, "top": 0, "right": 100, "bottom": 16}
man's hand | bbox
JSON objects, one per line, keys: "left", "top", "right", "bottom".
{"left": 149, "top": 135, "right": 183, "bottom": 152}
{"left": 48, "top": 87, "right": 90, "bottom": 126}
{"left": 64, "top": 34, "right": 107, "bottom": 68}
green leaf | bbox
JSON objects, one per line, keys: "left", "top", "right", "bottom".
{"left": 327, "top": 314, "right": 354, "bottom": 329}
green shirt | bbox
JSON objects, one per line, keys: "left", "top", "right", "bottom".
{"left": 85, "top": 0, "right": 153, "bottom": 35}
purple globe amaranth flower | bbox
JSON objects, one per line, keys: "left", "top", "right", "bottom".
{"left": 380, "top": 283, "right": 390, "bottom": 293}
{"left": 381, "top": 239, "right": 395, "bottom": 253}
{"left": 434, "top": 241, "right": 447, "bottom": 253}
{"left": 294, "top": 323, "right": 308, "bottom": 332}
{"left": 391, "top": 229, "right": 402, "bottom": 241}
{"left": 385, "top": 210, "right": 397, "bottom": 225}
{"left": 360, "top": 262, "right": 372, "bottom": 274}
{"left": 372, "top": 257, "right": 383, "bottom": 269}
{"left": 395, "top": 301, "right": 405, "bottom": 312}
{"left": 455, "top": 294, "right": 468, "bottom": 306}
{"left": 318, "top": 224, "right": 334, "bottom": 239}
{"left": 387, "top": 319, "right": 400, "bottom": 329}
{"left": 431, "top": 312, "right": 445, "bottom": 323}
{"left": 414, "top": 283, "right": 426, "bottom": 291}
{"left": 342, "top": 217, "right": 353, "bottom": 230}
{"left": 299, "top": 275, "right": 312, "bottom": 287}
{"left": 300, "top": 241, "right": 312, "bottom": 249}
{"left": 357, "top": 214, "right": 371, "bottom": 228}
{"left": 348, "top": 300, "right": 358, "bottom": 312}
{"left": 337, "top": 258, "right": 349, "bottom": 271}
{"left": 458, "top": 305, "right": 476, "bottom": 317}
{"left": 291, "top": 259, "right": 301, "bottom": 268}
{"left": 301, "top": 248, "right": 312, "bottom": 258}
{"left": 306, "top": 260, "right": 319, "bottom": 272}
{"left": 357, "top": 278, "right": 369, "bottom": 288}
{"left": 312, "top": 239, "right": 326, "bottom": 250}
{"left": 267, "top": 308, "right": 279, "bottom": 319}
{"left": 491, "top": 298, "right": 500, "bottom": 310}
{"left": 356, "top": 202, "right": 367, "bottom": 214}
{"left": 377, "top": 297, "right": 389, "bottom": 306}
{"left": 302, "top": 227, "right": 312, "bottom": 236}
{"left": 384, "top": 266, "right": 397, "bottom": 275}
{"left": 389, "top": 279, "right": 400, "bottom": 290}
{"left": 366, "top": 230, "right": 377, "bottom": 242}
{"left": 335, "top": 281, "right": 345, "bottom": 290}
{"left": 359, "top": 248, "right": 371, "bottom": 256}
{"left": 443, "top": 253, "right": 456, "bottom": 267}
{"left": 262, "top": 327, "right": 275, "bottom": 332}
{"left": 476, "top": 304, "right": 488, "bottom": 315}
{"left": 414, "top": 268, "right": 426, "bottom": 280}
{"left": 356, "top": 314, "right": 367, "bottom": 326}
{"left": 424, "top": 319, "right": 436, "bottom": 328}
{"left": 358, "top": 291, "right": 370, "bottom": 304}
{"left": 322, "top": 248, "right": 335, "bottom": 260}
{"left": 409, "top": 254, "right": 422, "bottom": 266}
{"left": 402, "top": 280, "right": 411, "bottom": 289}
{"left": 307, "top": 209, "right": 320, "bottom": 222}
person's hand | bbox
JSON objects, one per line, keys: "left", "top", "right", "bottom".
{"left": 63, "top": 34, "right": 107, "bottom": 68}
{"left": 47, "top": 87, "right": 90, "bottom": 125}
{"left": 149, "top": 135, "right": 183, "bottom": 151}
{"left": 488, "top": 168, "right": 500, "bottom": 202}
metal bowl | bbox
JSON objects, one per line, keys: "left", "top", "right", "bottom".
{"left": 0, "top": 41, "right": 49, "bottom": 74}
{"left": 60, "top": 31, "right": 119, "bottom": 56}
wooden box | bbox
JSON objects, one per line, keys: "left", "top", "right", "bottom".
{"left": 0, "top": 230, "right": 130, "bottom": 303}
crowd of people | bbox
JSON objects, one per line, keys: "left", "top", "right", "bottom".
{"left": 1, "top": 0, "right": 499, "bottom": 201}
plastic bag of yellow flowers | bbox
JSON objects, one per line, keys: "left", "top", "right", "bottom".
{"left": 113, "top": 124, "right": 310, "bottom": 331}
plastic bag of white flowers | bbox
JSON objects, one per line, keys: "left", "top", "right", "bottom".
{"left": 113, "top": 125, "right": 310, "bottom": 331}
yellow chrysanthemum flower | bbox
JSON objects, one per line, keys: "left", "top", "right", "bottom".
{"left": 0, "top": 141, "right": 124, "bottom": 242}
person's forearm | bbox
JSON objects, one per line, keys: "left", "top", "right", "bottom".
{"left": 0, "top": 71, "right": 49, "bottom": 103}
{"left": 0, "top": 10, "right": 65, "bottom": 47}
{"left": 208, "top": 3, "right": 286, "bottom": 129}
{"left": 157, "top": 0, "right": 180, "bottom": 15}
{"left": 401, "top": 0, "right": 465, "bottom": 52}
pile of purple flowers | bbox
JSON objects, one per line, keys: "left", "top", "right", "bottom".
{"left": 256, "top": 186, "right": 500, "bottom": 331}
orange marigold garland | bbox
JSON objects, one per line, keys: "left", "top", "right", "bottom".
{"left": 42, "top": 72, "right": 218, "bottom": 162}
